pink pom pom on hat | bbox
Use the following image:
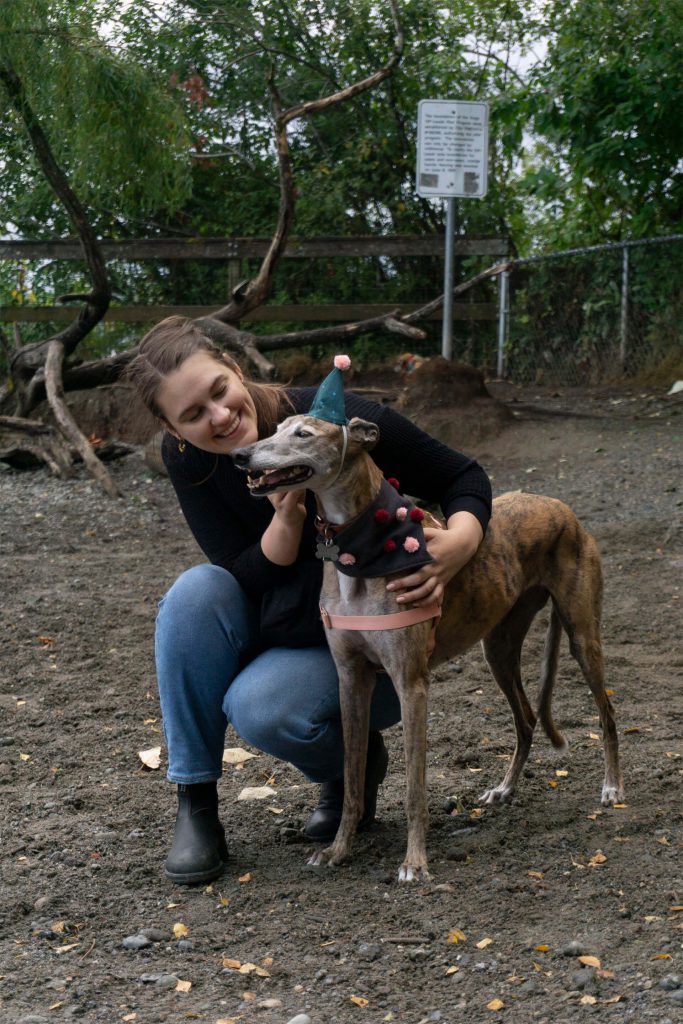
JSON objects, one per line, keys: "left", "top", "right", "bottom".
{"left": 334, "top": 354, "right": 351, "bottom": 370}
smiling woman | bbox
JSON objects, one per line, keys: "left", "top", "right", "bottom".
{"left": 124, "top": 316, "right": 492, "bottom": 886}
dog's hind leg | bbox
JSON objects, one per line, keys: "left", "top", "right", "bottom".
{"left": 395, "top": 667, "right": 431, "bottom": 883}
{"left": 479, "top": 588, "right": 548, "bottom": 805}
{"left": 551, "top": 534, "right": 624, "bottom": 806}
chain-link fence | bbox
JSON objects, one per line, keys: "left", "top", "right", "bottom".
{"left": 498, "top": 234, "right": 683, "bottom": 386}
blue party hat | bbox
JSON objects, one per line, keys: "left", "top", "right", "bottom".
{"left": 308, "top": 354, "right": 351, "bottom": 425}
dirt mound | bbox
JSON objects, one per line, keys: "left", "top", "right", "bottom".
{"left": 35, "top": 384, "right": 158, "bottom": 445}
{"left": 397, "top": 356, "right": 512, "bottom": 448}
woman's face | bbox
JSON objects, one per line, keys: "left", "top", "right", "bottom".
{"left": 156, "top": 351, "right": 259, "bottom": 454}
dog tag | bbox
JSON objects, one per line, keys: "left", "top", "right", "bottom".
{"left": 316, "top": 540, "right": 340, "bottom": 562}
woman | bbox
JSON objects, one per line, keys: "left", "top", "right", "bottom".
{"left": 126, "top": 316, "right": 492, "bottom": 884}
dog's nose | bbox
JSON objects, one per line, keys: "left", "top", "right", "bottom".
{"left": 231, "top": 447, "right": 251, "bottom": 467}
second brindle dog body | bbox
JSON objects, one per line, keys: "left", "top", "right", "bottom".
{"left": 233, "top": 414, "right": 624, "bottom": 882}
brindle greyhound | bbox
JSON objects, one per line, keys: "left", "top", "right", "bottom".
{"left": 233, "top": 414, "right": 624, "bottom": 882}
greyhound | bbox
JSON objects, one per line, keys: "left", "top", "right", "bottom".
{"left": 233, "top": 414, "right": 624, "bottom": 882}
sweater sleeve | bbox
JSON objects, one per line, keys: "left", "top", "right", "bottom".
{"left": 162, "top": 433, "right": 297, "bottom": 598}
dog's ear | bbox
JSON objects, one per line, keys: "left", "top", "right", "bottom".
{"left": 348, "top": 417, "right": 379, "bottom": 451}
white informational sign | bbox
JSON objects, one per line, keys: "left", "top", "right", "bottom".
{"left": 416, "top": 99, "right": 489, "bottom": 198}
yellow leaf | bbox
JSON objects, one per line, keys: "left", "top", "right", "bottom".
{"left": 175, "top": 979, "right": 192, "bottom": 992}
{"left": 51, "top": 921, "right": 66, "bottom": 934}
{"left": 215, "top": 1019, "right": 239, "bottom": 1024}
{"left": 122, "top": 1015, "right": 138, "bottom": 1022}
{"left": 578, "top": 955, "right": 601, "bottom": 968}
{"left": 605, "top": 689, "right": 615, "bottom": 696}
{"left": 588, "top": 732, "right": 601, "bottom": 740}
{"left": 445, "top": 966, "right": 460, "bottom": 975}
{"left": 603, "top": 995, "right": 622, "bottom": 1004}
{"left": 588, "top": 852, "right": 607, "bottom": 866}
{"left": 222, "top": 958, "right": 241, "bottom": 970}
{"left": 555, "top": 769, "right": 569, "bottom": 777}
{"left": 49, "top": 1002, "right": 63, "bottom": 1010}
{"left": 166, "top": 902, "right": 180, "bottom": 909}
{"left": 580, "top": 995, "right": 597, "bottom": 1005}
{"left": 350, "top": 995, "right": 369, "bottom": 1007}
{"left": 486, "top": 998, "right": 504, "bottom": 1010}
{"left": 597, "top": 969, "right": 615, "bottom": 979}
{"left": 534, "top": 944, "right": 550, "bottom": 952}
{"left": 19, "top": 753, "right": 31, "bottom": 762}
{"left": 671, "top": 905, "right": 683, "bottom": 911}
{"left": 238, "top": 872, "right": 252, "bottom": 883}
{"left": 173, "top": 922, "right": 189, "bottom": 938}
{"left": 651, "top": 953, "right": 672, "bottom": 961}
{"left": 613, "top": 803, "right": 628, "bottom": 808}
{"left": 138, "top": 746, "right": 161, "bottom": 770}
{"left": 623, "top": 727, "right": 639, "bottom": 734}
{"left": 527, "top": 870, "right": 544, "bottom": 879}
{"left": 204, "top": 885, "right": 214, "bottom": 893}
{"left": 476, "top": 937, "right": 493, "bottom": 949}
{"left": 656, "top": 836, "right": 670, "bottom": 845}
{"left": 222, "top": 747, "right": 258, "bottom": 765}
{"left": 447, "top": 928, "right": 467, "bottom": 944}
{"left": 532, "top": 961, "right": 542, "bottom": 972}
{"left": 547, "top": 779, "right": 558, "bottom": 789}
{"left": 54, "top": 942, "right": 80, "bottom": 954}
{"left": 242, "top": 991, "right": 256, "bottom": 1001}
{"left": 218, "top": 895, "right": 230, "bottom": 907}
{"left": 143, "top": 718, "right": 157, "bottom": 725}
{"left": 266, "top": 807, "right": 284, "bottom": 814}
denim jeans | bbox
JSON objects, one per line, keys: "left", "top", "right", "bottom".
{"left": 155, "top": 564, "right": 402, "bottom": 784}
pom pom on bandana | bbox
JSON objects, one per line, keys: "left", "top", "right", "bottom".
{"left": 383, "top": 539, "right": 397, "bottom": 553}
{"left": 334, "top": 354, "right": 351, "bottom": 371}
{"left": 403, "top": 536, "right": 420, "bottom": 554}
{"left": 387, "top": 477, "right": 400, "bottom": 490}
{"left": 395, "top": 506, "right": 408, "bottom": 521}
{"left": 339, "top": 552, "right": 356, "bottom": 566}
{"left": 374, "top": 508, "right": 390, "bottom": 524}
{"left": 410, "top": 507, "right": 425, "bottom": 523}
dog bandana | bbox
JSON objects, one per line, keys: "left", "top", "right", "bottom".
{"left": 316, "top": 478, "right": 434, "bottom": 578}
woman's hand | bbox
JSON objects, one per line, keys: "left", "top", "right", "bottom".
{"left": 386, "top": 510, "right": 484, "bottom": 607}
{"left": 261, "top": 488, "right": 308, "bottom": 566}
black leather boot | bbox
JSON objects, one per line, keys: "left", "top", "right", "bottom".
{"left": 164, "top": 781, "right": 229, "bottom": 885}
{"left": 304, "top": 731, "right": 389, "bottom": 841}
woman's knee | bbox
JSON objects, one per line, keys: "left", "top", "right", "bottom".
{"left": 159, "top": 564, "right": 239, "bottom": 616}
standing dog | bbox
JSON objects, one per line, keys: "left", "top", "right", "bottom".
{"left": 233, "top": 414, "right": 624, "bottom": 882}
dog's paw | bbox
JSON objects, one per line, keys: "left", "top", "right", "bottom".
{"left": 307, "top": 844, "right": 349, "bottom": 868}
{"left": 398, "top": 862, "right": 432, "bottom": 884}
{"left": 480, "top": 784, "right": 513, "bottom": 805}
{"left": 601, "top": 779, "right": 625, "bottom": 807}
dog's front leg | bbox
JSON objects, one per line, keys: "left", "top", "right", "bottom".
{"left": 308, "top": 651, "right": 375, "bottom": 869}
{"left": 395, "top": 669, "right": 431, "bottom": 883}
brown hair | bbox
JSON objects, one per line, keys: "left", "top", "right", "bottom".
{"left": 125, "top": 315, "right": 291, "bottom": 438}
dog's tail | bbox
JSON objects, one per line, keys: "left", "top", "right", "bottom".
{"left": 537, "top": 603, "right": 568, "bottom": 750}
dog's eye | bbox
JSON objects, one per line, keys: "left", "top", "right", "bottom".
{"left": 295, "top": 428, "right": 313, "bottom": 438}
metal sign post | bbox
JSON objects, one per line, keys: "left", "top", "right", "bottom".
{"left": 416, "top": 99, "right": 489, "bottom": 359}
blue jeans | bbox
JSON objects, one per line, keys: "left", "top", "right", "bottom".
{"left": 155, "top": 564, "right": 402, "bottom": 784}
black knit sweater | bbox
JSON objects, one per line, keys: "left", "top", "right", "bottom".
{"left": 162, "top": 388, "right": 492, "bottom": 601}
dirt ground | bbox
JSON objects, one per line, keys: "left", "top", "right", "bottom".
{"left": 1, "top": 378, "right": 682, "bottom": 1024}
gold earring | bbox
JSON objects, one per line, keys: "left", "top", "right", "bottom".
{"left": 178, "top": 438, "right": 186, "bottom": 453}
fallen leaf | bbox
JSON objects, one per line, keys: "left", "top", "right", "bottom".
{"left": 597, "top": 969, "right": 615, "bottom": 979}
{"left": 603, "top": 995, "right": 622, "bottom": 1004}
{"left": 486, "top": 998, "right": 504, "bottom": 1010}
{"left": 51, "top": 921, "right": 66, "bottom": 934}
{"left": 215, "top": 1019, "right": 239, "bottom": 1024}
{"left": 49, "top": 1002, "right": 63, "bottom": 1010}
{"left": 350, "top": 995, "right": 369, "bottom": 1007}
{"left": 236, "top": 786, "right": 276, "bottom": 801}
{"left": 223, "top": 958, "right": 241, "bottom": 970}
{"left": 173, "top": 922, "right": 189, "bottom": 938}
{"left": 122, "top": 1015, "right": 137, "bottom": 1022}
{"left": 605, "top": 688, "right": 615, "bottom": 696}
{"left": 580, "top": 994, "right": 597, "bottom": 1005}
{"left": 238, "top": 872, "right": 252, "bottom": 883}
{"left": 242, "top": 991, "right": 256, "bottom": 1002}
{"left": 262, "top": 957, "right": 274, "bottom": 966}
{"left": 175, "top": 979, "right": 192, "bottom": 992}
{"left": 143, "top": 718, "right": 157, "bottom": 725}
{"left": 588, "top": 732, "right": 601, "bottom": 741}
{"left": 547, "top": 779, "right": 558, "bottom": 789}
{"left": 445, "top": 966, "right": 460, "bottom": 975}
{"left": 54, "top": 942, "right": 80, "bottom": 954}
{"left": 222, "top": 747, "right": 258, "bottom": 765}
{"left": 204, "top": 885, "right": 214, "bottom": 894}
{"left": 578, "top": 955, "right": 601, "bottom": 968}
{"left": 613, "top": 803, "right": 628, "bottom": 809}
{"left": 534, "top": 944, "right": 550, "bottom": 952}
{"left": 656, "top": 836, "right": 670, "bottom": 845}
{"left": 37, "top": 635, "right": 55, "bottom": 646}
{"left": 467, "top": 767, "right": 483, "bottom": 773}
{"left": 218, "top": 894, "right": 230, "bottom": 907}
{"left": 555, "top": 769, "right": 569, "bottom": 777}
{"left": 19, "top": 753, "right": 31, "bottom": 762}
{"left": 588, "top": 852, "right": 607, "bottom": 866}
{"left": 476, "top": 937, "right": 493, "bottom": 949}
{"left": 651, "top": 953, "right": 672, "bottom": 961}
{"left": 527, "top": 870, "right": 544, "bottom": 879}
{"left": 671, "top": 905, "right": 683, "bottom": 912}
{"left": 138, "top": 746, "right": 161, "bottom": 770}
{"left": 447, "top": 928, "right": 467, "bottom": 944}
{"left": 166, "top": 902, "right": 180, "bottom": 909}
{"left": 266, "top": 807, "right": 284, "bottom": 815}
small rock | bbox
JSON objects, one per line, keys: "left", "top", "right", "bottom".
{"left": 33, "top": 896, "right": 52, "bottom": 911}
{"left": 258, "top": 999, "right": 283, "bottom": 1010}
{"left": 562, "top": 940, "right": 587, "bottom": 957}
{"left": 17, "top": 1016, "right": 49, "bottom": 1024}
{"left": 0, "top": 736, "right": 15, "bottom": 747}
{"left": 570, "top": 967, "right": 595, "bottom": 990}
{"left": 445, "top": 848, "right": 468, "bottom": 862}
{"left": 122, "top": 934, "right": 152, "bottom": 951}
{"left": 357, "top": 942, "right": 382, "bottom": 961}
{"left": 671, "top": 991, "right": 683, "bottom": 1006}
{"left": 140, "top": 973, "right": 162, "bottom": 984}
{"left": 177, "top": 939, "right": 194, "bottom": 951}
{"left": 518, "top": 979, "right": 538, "bottom": 997}
{"left": 408, "top": 946, "right": 430, "bottom": 962}
{"left": 140, "top": 927, "right": 170, "bottom": 943}
{"left": 286, "top": 1016, "right": 312, "bottom": 1024}
{"left": 658, "top": 975, "right": 682, "bottom": 991}
{"left": 155, "top": 974, "right": 179, "bottom": 990}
